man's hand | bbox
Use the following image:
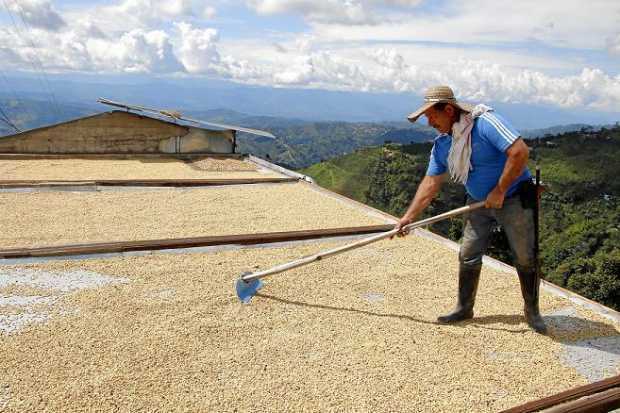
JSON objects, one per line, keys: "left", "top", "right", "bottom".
{"left": 391, "top": 216, "right": 413, "bottom": 239}
{"left": 487, "top": 138, "right": 528, "bottom": 210}
{"left": 390, "top": 174, "right": 444, "bottom": 240}
{"left": 485, "top": 186, "right": 506, "bottom": 209}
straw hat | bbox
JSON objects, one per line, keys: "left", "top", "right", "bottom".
{"left": 407, "top": 85, "right": 473, "bottom": 123}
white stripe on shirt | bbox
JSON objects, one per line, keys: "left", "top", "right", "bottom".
{"left": 480, "top": 113, "right": 517, "bottom": 143}
{"left": 480, "top": 112, "right": 518, "bottom": 143}
{"left": 485, "top": 112, "right": 519, "bottom": 142}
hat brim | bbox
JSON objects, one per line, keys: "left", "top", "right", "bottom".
{"left": 407, "top": 101, "right": 435, "bottom": 123}
{"left": 407, "top": 101, "right": 474, "bottom": 123}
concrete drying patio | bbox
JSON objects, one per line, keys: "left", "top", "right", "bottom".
{"left": 1, "top": 234, "right": 619, "bottom": 412}
{"left": 0, "top": 183, "right": 389, "bottom": 248}
{"left": 0, "top": 156, "right": 282, "bottom": 180}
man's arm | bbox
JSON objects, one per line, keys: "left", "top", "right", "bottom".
{"left": 393, "top": 173, "right": 445, "bottom": 237}
{"left": 485, "top": 137, "right": 529, "bottom": 209}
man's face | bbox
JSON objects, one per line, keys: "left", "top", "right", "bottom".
{"left": 423, "top": 104, "right": 456, "bottom": 134}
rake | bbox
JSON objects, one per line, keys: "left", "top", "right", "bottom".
{"left": 235, "top": 201, "right": 485, "bottom": 303}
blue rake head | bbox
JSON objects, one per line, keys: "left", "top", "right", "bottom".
{"left": 235, "top": 273, "right": 264, "bottom": 304}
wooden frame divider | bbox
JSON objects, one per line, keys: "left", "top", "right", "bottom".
{"left": 0, "top": 177, "right": 297, "bottom": 188}
{"left": 501, "top": 374, "right": 620, "bottom": 413}
{"left": 0, "top": 224, "right": 394, "bottom": 259}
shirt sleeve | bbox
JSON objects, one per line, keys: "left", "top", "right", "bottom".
{"left": 478, "top": 112, "right": 521, "bottom": 153}
{"left": 426, "top": 141, "right": 447, "bottom": 176}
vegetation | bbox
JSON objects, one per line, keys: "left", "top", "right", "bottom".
{"left": 300, "top": 147, "right": 384, "bottom": 200}
{"left": 235, "top": 122, "right": 433, "bottom": 169}
{"left": 301, "top": 126, "right": 620, "bottom": 310}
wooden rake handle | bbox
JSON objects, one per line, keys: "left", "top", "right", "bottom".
{"left": 241, "top": 201, "right": 486, "bottom": 283}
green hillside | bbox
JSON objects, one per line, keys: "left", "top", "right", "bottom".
{"left": 300, "top": 126, "right": 620, "bottom": 310}
{"left": 300, "top": 147, "right": 384, "bottom": 200}
{"left": 235, "top": 122, "right": 433, "bottom": 169}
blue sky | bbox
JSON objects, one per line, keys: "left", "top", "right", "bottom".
{"left": 1, "top": 0, "right": 620, "bottom": 114}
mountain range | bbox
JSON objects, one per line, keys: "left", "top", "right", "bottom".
{"left": 2, "top": 96, "right": 616, "bottom": 169}
{"left": 2, "top": 73, "right": 620, "bottom": 128}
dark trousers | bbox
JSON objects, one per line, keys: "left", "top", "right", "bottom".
{"left": 459, "top": 195, "right": 536, "bottom": 272}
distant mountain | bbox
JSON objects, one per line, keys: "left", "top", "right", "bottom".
{"left": 3, "top": 72, "right": 620, "bottom": 128}
{"left": 521, "top": 124, "right": 607, "bottom": 139}
{"left": 526, "top": 124, "right": 589, "bottom": 138}
{"left": 379, "top": 127, "right": 435, "bottom": 143}
{"left": 0, "top": 98, "right": 98, "bottom": 135}
{"left": 188, "top": 108, "right": 312, "bottom": 129}
{"left": 186, "top": 108, "right": 434, "bottom": 168}
{"left": 3, "top": 96, "right": 617, "bottom": 173}
{"left": 232, "top": 120, "right": 434, "bottom": 169}
{"left": 1, "top": 73, "right": 422, "bottom": 123}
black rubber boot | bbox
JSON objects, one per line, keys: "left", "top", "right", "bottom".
{"left": 517, "top": 267, "right": 547, "bottom": 334}
{"left": 437, "top": 264, "right": 481, "bottom": 323}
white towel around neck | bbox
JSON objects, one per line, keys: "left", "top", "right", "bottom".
{"left": 447, "top": 104, "right": 493, "bottom": 184}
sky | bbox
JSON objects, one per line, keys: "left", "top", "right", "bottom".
{"left": 1, "top": 0, "right": 620, "bottom": 114}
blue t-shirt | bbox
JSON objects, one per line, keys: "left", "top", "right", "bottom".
{"left": 426, "top": 111, "right": 531, "bottom": 201}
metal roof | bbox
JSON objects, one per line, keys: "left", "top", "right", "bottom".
{"left": 0, "top": 100, "right": 277, "bottom": 141}
{"left": 97, "top": 98, "right": 276, "bottom": 139}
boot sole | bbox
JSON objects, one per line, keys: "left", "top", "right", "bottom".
{"left": 437, "top": 312, "right": 474, "bottom": 323}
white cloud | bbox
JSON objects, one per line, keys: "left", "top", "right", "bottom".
{"left": 224, "top": 46, "right": 620, "bottom": 111}
{"left": 0, "top": 43, "right": 22, "bottom": 66}
{"left": 11, "top": 22, "right": 619, "bottom": 112}
{"left": 422, "top": 61, "right": 620, "bottom": 110}
{"left": 271, "top": 35, "right": 317, "bottom": 55}
{"left": 6, "top": 0, "right": 65, "bottom": 31}
{"left": 245, "top": 0, "right": 619, "bottom": 50}
{"left": 175, "top": 22, "right": 220, "bottom": 73}
{"left": 63, "top": 0, "right": 214, "bottom": 33}
{"left": 118, "top": 0, "right": 194, "bottom": 21}
{"left": 246, "top": 0, "right": 426, "bottom": 24}
{"left": 73, "top": 18, "right": 106, "bottom": 40}
{"left": 379, "top": 0, "right": 424, "bottom": 5}
{"left": 607, "top": 33, "right": 620, "bottom": 56}
{"left": 202, "top": 5, "right": 217, "bottom": 19}
{"left": 272, "top": 51, "right": 369, "bottom": 88}
{"left": 272, "top": 42, "right": 288, "bottom": 53}
{"left": 247, "top": 0, "right": 377, "bottom": 25}
{"left": 86, "top": 29, "right": 185, "bottom": 73}
{"left": 312, "top": 0, "right": 620, "bottom": 50}
{"left": 158, "top": 0, "right": 194, "bottom": 17}
{"left": 0, "top": 25, "right": 184, "bottom": 73}
{"left": 1, "top": 0, "right": 619, "bottom": 113}
{"left": 0, "top": 26, "right": 90, "bottom": 71}
{"left": 215, "top": 55, "right": 270, "bottom": 83}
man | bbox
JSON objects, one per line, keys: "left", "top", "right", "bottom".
{"left": 395, "top": 85, "right": 546, "bottom": 334}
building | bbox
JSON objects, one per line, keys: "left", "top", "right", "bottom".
{"left": 0, "top": 110, "right": 243, "bottom": 154}
{"left": 1, "top": 107, "right": 619, "bottom": 412}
